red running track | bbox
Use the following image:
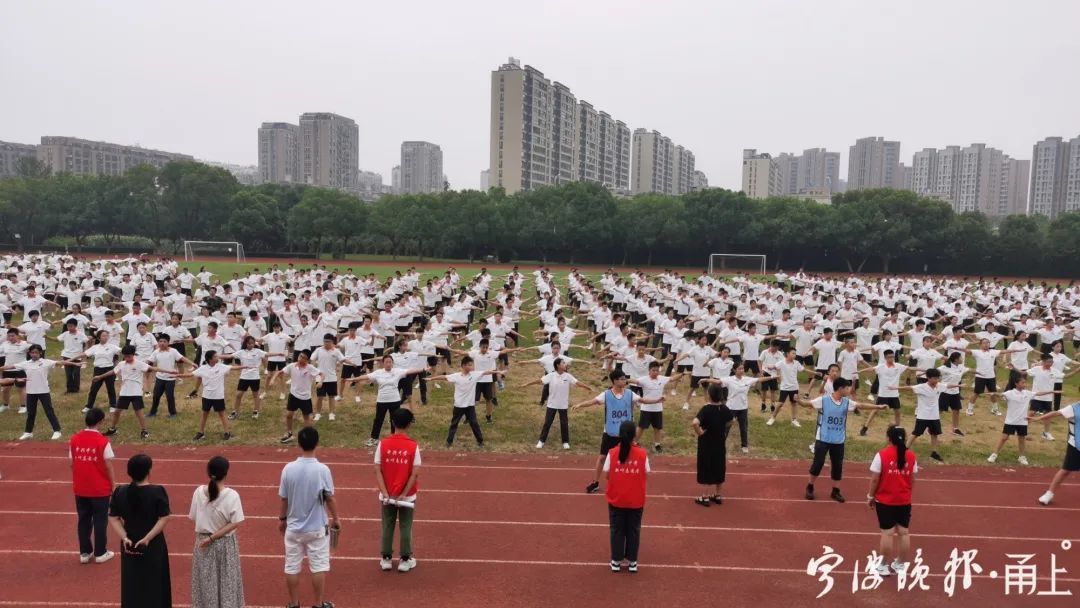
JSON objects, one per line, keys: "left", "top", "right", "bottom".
{"left": 0, "top": 442, "right": 1077, "bottom": 607}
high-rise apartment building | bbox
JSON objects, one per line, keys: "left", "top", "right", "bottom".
{"left": 909, "top": 143, "right": 1028, "bottom": 216}
{"left": 1000, "top": 158, "right": 1031, "bottom": 216}
{"left": 692, "top": 170, "right": 709, "bottom": 192}
{"left": 1067, "top": 138, "right": 1080, "bottom": 214}
{"left": 480, "top": 169, "right": 491, "bottom": 191}
{"left": 672, "top": 145, "right": 696, "bottom": 195}
{"left": 489, "top": 58, "right": 632, "bottom": 194}
{"left": 910, "top": 148, "right": 937, "bottom": 196}
{"left": 35, "top": 136, "right": 192, "bottom": 176}
{"left": 774, "top": 153, "right": 799, "bottom": 196}
{"left": 391, "top": 165, "right": 401, "bottom": 194}
{"left": 0, "top": 141, "right": 38, "bottom": 179}
{"left": 632, "top": 129, "right": 673, "bottom": 195}
{"left": 258, "top": 122, "right": 300, "bottom": 184}
{"left": 847, "top": 136, "right": 902, "bottom": 190}
{"left": 796, "top": 148, "right": 841, "bottom": 194}
{"left": 299, "top": 112, "right": 359, "bottom": 191}
{"left": 399, "top": 141, "right": 443, "bottom": 194}
{"left": 1030, "top": 136, "right": 1079, "bottom": 218}
{"left": 741, "top": 149, "right": 781, "bottom": 199}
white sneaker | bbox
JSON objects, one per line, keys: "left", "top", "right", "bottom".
{"left": 791, "top": 419, "right": 801, "bottom": 428}
{"left": 690, "top": 391, "right": 697, "bottom": 398}
{"left": 669, "top": 389, "right": 677, "bottom": 396}
{"left": 874, "top": 563, "right": 892, "bottom": 577}
{"left": 808, "top": 443, "right": 815, "bottom": 454}
{"left": 987, "top": 453, "right": 998, "bottom": 463}
{"left": 1038, "top": 491, "right": 1054, "bottom": 505}
{"left": 682, "top": 402, "right": 690, "bottom": 410}
{"left": 313, "top": 413, "right": 322, "bottom": 422}
{"left": 535, "top": 441, "right": 545, "bottom": 449}
{"left": 81, "top": 407, "right": 90, "bottom": 413}
{"left": 741, "top": 447, "right": 749, "bottom": 454}
{"left": 17, "top": 432, "right": 32, "bottom": 441}
{"left": 398, "top": 557, "right": 417, "bottom": 572}
{"left": 965, "top": 405, "right": 974, "bottom": 416}
{"left": 562, "top": 443, "right": 571, "bottom": 450}
{"left": 109, "top": 407, "right": 117, "bottom": 413}
{"left": 258, "top": 392, "right": 266, "bottom": 399}
{"left": 79, "top": 553, "right": 92, "bottom": 564}
{"left": 17, "top": 406, "right": 27, "bottom": 414}
{"left": 0, "top": 405, "right": 8, "bottom": 413}
{"left": 991, "top": 406, "right": 1001, "bottom": 416}
{"left": 1018, "top": 456, "right": 1030, "bottom": 466}
{"left": 51, "top": 431, "right": 62, "bottom": 440}
{"left": 279, "top": 393, "right": 286, "bottom": 401}
{"left": 334, "top": 396, "right": 342, "bottom": 401}
{"left": 435, "top": 383, "right": 442, "bottom": 389}
{"left": 354, "top": 396, "right": 361, "bottom": 403}
{"left": 328, "top": 413, "right": 336, "bottom": 421}
{"left": 380, "top": 557, "right": 393, "bottom": 571}
{"left": 1042, "top": 432, "right": 1054, "bottom": 441}
{"left": 94, "top": 551, "right": 114, "bottom": 564}
{"left": 766, "top": 417, "right": 776, "bottom": 426}
{"left": 891, "top": 559, "right": 907, "bottom": 574}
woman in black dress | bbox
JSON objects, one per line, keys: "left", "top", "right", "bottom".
{"left": 692, "top": 383, "right": 734, "bottom": 507}
{"left": 108, "top": 454, "right": 172, "bottom": 608}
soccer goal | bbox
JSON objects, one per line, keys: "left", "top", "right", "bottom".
{"left": 183, "top": 241, "right": 246, "bottom": 263}
{"left": 707, "top": 253, "right": 766, "bottom": 276}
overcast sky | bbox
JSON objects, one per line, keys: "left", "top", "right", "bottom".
{"left": 3, "top": 0, "right": 1078, "bottom": 190}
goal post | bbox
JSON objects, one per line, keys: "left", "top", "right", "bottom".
{"left": 183, "top": 241, "right": 246, "bottom": 263}
{"left": 707, "top": 253, "right": 766, "bottom": 276}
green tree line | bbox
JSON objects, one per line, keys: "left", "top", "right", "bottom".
{"left": 1, "top": 159, "right": 1078, "bottom": 277}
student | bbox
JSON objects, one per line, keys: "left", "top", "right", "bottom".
{"left": 797, "top": 378, "right": 885, "bottom": 502}
{"left": 630, "top": 362, "right": 685, "bottom": 453}
{"left": 108, "top": 454, "right": 172, "bottom": 608}
{"left": 346, "top": 354, "right": 428, "bottom": 447}
{"left": 522, "top": 357, "right": 594, "bottom": 450}
{"left": 966, "top": 339, "right": 1004, "bottom": 417}
{"left": 375, "top": 408, "right": 421, "bottom": 572}
{"left": 692, "top": 384, "right": 733, "bottom": 507}
{"left": 706, "top": 363, "right": 776, "bottom": 454}
{"left": 1, "top": 343, "right": 82, "bottom": 440}
{"left": 936, "top": 352, "right": 969, "bottom": 436}
{"left": 765, "top": 349, "right": 806, "bottom": 427}
{"left": 269, "top": 351, "right": 323, "bottom": 444}
{"left": 230, "top": 336, "right": 267, "bottom": 420}
{"left": 0, "top": 328, "right": 30, "bottom": 413}
{"left": 1030, "top": 401, "right": 1080, "bottom": 505}
{"left": 174, "top": 351, "right": 242, "bottom": 441}
{"left": 573, "top": 371, "right": 664, "bottom": 494}
{"left": 147, "top": 334, "right": 190, "bottom": 418}
{"left": 429, "top": 356, "right": 498, "bottom": 448}
{"left": 758, "top": 339, "right": 785, "bottom": 413}
{"left": 1020, "top": 354, "right": 1078, "bottom": 440}
{"left": 70, "top": 408, "right": 116, "bottom": 564}
{"left": 891, "top": 368, "right": 960, "bottom": 463}
{"left": 867, "top": 427, "right": 917, "bottom": 577}
{"left": 189, "top": 456, "right": 245, "bottom": 608}
{"left": 55, "top": 318, "right": 89, "bottom": 392}
{"left": 310, "top": 334, "right": 345, "bottom": 422}
{"left": 261, "top": 323, "right": 292, "bottom": 399}
{"left": 604, "top": 420, "right": 649, "bottom": 573}
{"left": 278, "top": 427, "right": 339, "bottom": 608}
{"left": 987, "top": 376, "right": 1057, "bottom": 466}
{"left": 858, "top": 349, "right": 908, "bottom": 436}
{"left": 82, "top": 330, "right": 121, "bottom": 413}
{"left": 94, "top": 345, "right": 172, "bottom": 439}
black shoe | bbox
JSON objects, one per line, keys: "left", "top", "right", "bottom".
{"left": 930, "top": 451, "right": 943, "bottom": 463}
{"left": 223, "top": 432, "right": 233, "bottom": 441}
{"left": 694, "top": 497, "right": 711, "bottom": 507}
{"left": 952, "top": 428, "right": 965, "bottom": 437}
{"left": 140, "top": 430, "right": 150, "bottom": 439}
{"left": 760, "top": 403, "right": 766, "bottom": 413}
{"left": 279, "top": 432, "right": 293, "bottom": 444}
{"left": 103, "top": 427, "right": 117, "bottom": 436}
{"left": 228, "top": 411, "right": 238, "bottom": 420}
{"left": 830, "top": 488, "right": 846, "bottom": 503}
{"left": 859, "top": 427, "right": 868, "bottom": 437}
{"left": 485, "top": 415, "right": 492, "bottom": 424}
{"left": 445, "top": 442, "right": 453, "bottom": 449}
{"left": 654, "top": 444, "right": 663, "bottom": 453}
{"left": 193, "top": 432, "right": 205, "bottom": 440}
{"left": 710, "top": 495, "right": 723, "bottom": 505}
{"left": 252, "top": 411, "right": 260, "bottom": 419}
{"left": 805, "top": 484, "right": 815, "bottom": 500}
{"left": 853, "top": 409, "right": 861, "bottom": 416}
{"left": 585, "top": 481, "right": 600, "bottom": 494}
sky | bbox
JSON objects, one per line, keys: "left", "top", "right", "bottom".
{"left": 2, "top": 0, "right": 1078, "bottom": 190}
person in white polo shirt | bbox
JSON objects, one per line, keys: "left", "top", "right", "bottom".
{"left": 174, "top": 350, "right": 246, "bottom": 442}
{"left": 53, "top": 318, "right": 89, "bottom": 393}
{"left": 987, "top": 375, "right": 1058, "bottom": 466}
{"left": 1018, "top": 353, "right": 1079, "bottom": 440}
{"left": 890, "top": 368, "right": 961, "bottom": 463}
{"left": 0, "top": 343, "right": 82, "bottom": 440}
{"left": 706, "top": 362, "right": 777, "bottom": 454}
{"left": 857, "top": 349, "right": 908, "bottom": 437}
{"left": 429, "top": 356, "right": 499, "bottom": 449}
{"left": 629, "top": 361, "right": 685, "bottom": 453}
{"left": 522, "top": 357, "right": 596, "bottom": 450}
{"left": 1029, "top": 401, "right": 1080, "bottom": 505}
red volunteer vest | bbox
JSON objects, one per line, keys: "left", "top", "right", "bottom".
{"left": 606, "top": 445, "right": 648, "bottom": 509}
{"left": 874, "top": 445, "right": 916, "bottom": 506}
{"left": 379, "top": 434, "right": 419, "bottom": 498}
{"left": 70, "top": 430, "right": 112, "bottom": 498}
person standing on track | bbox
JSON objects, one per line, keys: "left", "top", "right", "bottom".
{"left": 604, "top": 420, "right": 649, "bottom": 573}
{"left": 189, "top": 455, "right": 245, "bottom": 608}
{"left": 692, "top": 383, "right": 733, "bottom": 507}
{"left": 866, "top": 426, "right": 917, "bottom": 577}
{"left": 375, "top": 408, "right": 421, "bottom": 573}
{"left": 70, "top": 408, "right": 116, "bottom": 565}
{"left": 108, "top": 453, "right": 172, "bottom": 608}
{"left": 279, "top": 427, "right": 339, "bottom": 608}
{"left": 1030, "top": 401, "right": 1080, "bottom": 505}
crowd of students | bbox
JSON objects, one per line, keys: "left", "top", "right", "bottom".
{"left": 3, "top": 253, "right": 1080, "bottom": 603}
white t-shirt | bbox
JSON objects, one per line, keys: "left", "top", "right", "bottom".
{"left": 85, "top": 343, "right": 121, "bottom": 369}
{"left": 188, "top": 485, "right": 245, "bottom": 536}
{"left": 1002, "top": 389, "right": 1033, "bottom": 426}
{"left": 1026, "top": 366, "right": 1062, "bottom": 395}
{"left": 776, "top": 359, "right": 802, "bottom": 391}
{"left": 971, "top": 349, "right": 1000, "bottom": 379}
{"left": 283, "top": 363, "right": 322, "bottom": 400}
{"left": 719, "top": 376, "right": 758, "bottom": 411}
{"left": 148, "top": 348, "right": 184, "bottom": 381}
{"left": 911, "top": 382, "right": 946, "bottom": 421}
{"left": 59, "top": 332, "right": 90, "bottom": 359}
{"left": 233, "top": 348, "right": 266, "bottom": 381}
{"left": 193, "top": 363, "right": 231, "bottom": 399}
{"left": 1008, "top": 341, "right": 1034, "bottom": 371}
{"left": 263, "top": 333, "right": 291, "bottom": 363}
{"left": 635, "top": 375, "right": 671, "bottom": 411}
{"left": 874, "top": 363, "right": 908, "bottom": 398}
{"left": 541, "top": 371, "right": 578, "bottom": 410}
{"left": 937, "top": 365, "right": 967, "bottom": 395}
{"left": 367, "top": 368, "right": 407, "bottom": 403}
{"left": 447, "top": 371, "right": 486, "bottom": 408}
{"left": 812, "top": 338, "right": 840, "bottom": 369}
{"left": 14, "top": 358, "right": 56, "bottom": 394}
{"left": 310, "top": 347, "right": 344, "bottom": 382}
{"left": 114, "top": 360, "right": 150, "bottom": 396}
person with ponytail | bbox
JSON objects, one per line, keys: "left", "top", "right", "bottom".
{"left": 108, "top": 454, "right": 172, "bottom": 608}
{"left": 602, "top": 420, "right": 650, "bottom": 573}
{"left": 189, "top": 455, "right": 246, "bottom": 607}
{"left": 867, "top": 426, "right": 918, "bottom": 578}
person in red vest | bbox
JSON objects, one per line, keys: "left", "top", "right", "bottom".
{"left": 69, "top": 408, "right": 116, "bottom": 564}
{"left": 375, "top": 408, "right": 421, "bottom": 573}
{"left": 867, "top": 426, "right": 918, "bottom": 577}
{"left": 604, "top": 420, "right": 650, "bottom": 573}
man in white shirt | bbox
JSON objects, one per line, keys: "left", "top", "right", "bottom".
{"left": 522, "top": 357, "right": 595, "bottom": 450}
{"left": 629, "top": 361, "right": 685, "bottom": 453}
{"left": 988, "top": 375, "right": 1056, "bottom": 466}
{"left": 429, "top": 356, "right": 498, "bottom": 448}
{"left": 858, "top": 349, "right": 908, "bottom": 436}
{"left": 892, "top": 369, "right": 960, "bottom": 463}
{"left": 177, "top": 350, "right": 240, "bottom": 441}
{"left": 766, "top": 349, "right": 808, "bottom": 427}
{"left": 1029, "top": 400, "right": 1080, "bottom": 505}
{"left": 55, "top": 318, "right": 89, "bottom": 393}
{"left": 1021, "top": 354, "right": 1077, "bottom": 440}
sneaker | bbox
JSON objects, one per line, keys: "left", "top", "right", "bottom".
{"left": 654, "top": 443, "right": 663, "bottom": 453}
{"left": 791, "top": 419, "right": 801, "bottom": 428}
{"left": 398, "top": 557, "right": 416, "bottom": 572}
{"left": 51, "top": 431, "right": 62, "bottom": 440}
{"left": 535, "top": 441, "right": 545, "bottom": 449}
{"left": 380, "top": 556, "right": 393, "bottom": 571}
{"left": 859, "top": 426, "right": 868, "bottom": 437}
{"left": 695, "top": 496, "right": 711, "bottom": 507}
{"left": 279, "top": 393, "right": 286, "bottom": 401}
{"left": 94, "top": 551, "right": 114, "bottom": 564}
{"left": 223, "top": 432, "right": 232, "bottom": 441}
{"left": 953, "top": 428, "right": 965, "bottom": 437}
{"left": 760, "top": 403, "right": 766, "bottom": 413}
{"left": 1042, "top": 432, "right": 1054, "bottom": 441}
{"left": 891, "top": 559, "right": 907, "bottom": 574}
{"left": 766, "top": 417, "right": 776, "bottom": 426}
{"left": 874, "top": 563, "right": 893, "bottom": 577}
{"left": 354, "top": 396, "right": 361, "bottom": 403}
{"left": 103, "top": 427, "right": 117, "bottom": 436}
{"left": 328, "top": 413, "right": 336, "bottom": 421}
{"left": 17, "top": 406, "right": 27, "bottom": 414}
{"left": 805, "top": 484, "right": 815, "bottom": 500}
{"left": 258, "top": 392, "right": 266, "bottom": 399}
{"left": 79, "top": 553, "right": 92, "bottom": 564}
{"left": 279, "top": 432, "right": 293, "bottom": 444}
{"left": 628, "top": 561, "right": 638, "bottom": 573}
{"left": 987, "top": 453, "right": 998, "bottom": 463}
{"left": 252, "top": 411, "right": 259, "bottom": 420}
{"left": 1038, "top": 491, "right": 1054, "bottom": 506}
{"left": 485, "top": 415, "right": 492, "bottom": 424}
{"left": 741, "top": 447, "right": 749, "bottom": 454}
{"left": 109, "top": 407, "right": 116, "bottom": 414}
{"left": 228, "top": 411, "right": 238, "bottom": 420}
{"left": 965, "top": 405, "right": 974, "bottom": 416}
{"left": 366, "top": 438, "right": 377, "bottom": 447}
{"left": 143, "top": 392, "right": 151, "bottom": 398}
{"left": 313, "top": 413, "right": 321, "bottom": 422}
{"left": 669, "top": 389, "right": 677, "bottom": 396}
{"left": 585, "top": 481, "right": 600, "bottom": 494}
{"left": 930, "top": 451, "right": 944, "bottom": 463}
{"left": 991, "top": 406, "right": 1002, "bottom": 416}
{"left": 808, "top": 443, "right": 815, "bottom": 454}
{"left": 334, "top": 396, "right": 342, "bottom": 402}
{"left": 139, "top": 430, "right": 149, "bottom": 439}
{"left": 562, "top": 443, "right": 571, "bottom": 450}
{"left": 17, "top": 432, "right": 32, "bottom": 441}
{"left": 1018, "top": 455, "right": 1030, "bottom": 466}
{"left": 610, "top": 560, "right": 621, "bottom": 572}
{"left": 769, "top": 404, "right": 776, "bottom": 413}
{"left": 80, "top": 407, "right": 89, "bottom": 413}
{"left": 193, "top": 432, "right": 205, "bottom": 441}
{"left": 0, "top": 405, "right": 8, "bottom": 413}
{"left": 830, "top": 488, "right": 845, "bottom": 503}
{"left": 682, "top": 402, "right": 690, "bottom": 411}
{"left": 434, "top": 382, "right": 442, "bottom": 389}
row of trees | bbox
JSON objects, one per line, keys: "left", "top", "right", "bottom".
{"left": 1, "top": 160, "right": 1078, "bottom": 277}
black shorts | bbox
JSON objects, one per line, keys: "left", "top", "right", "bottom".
{"left": 912, "top": 419, "right": 942, "bottom": 437}
{"left": 399, "top": 375, "right": 416, "bottom": 398}
{"left": 1002, "top": 424, "right": 1028, "bottom": 437}
{"left": 813, "top": 369, "right": 829, "bottom": 380}
{"left": 599, "top": 433, "right": 620, "bottom": 455}
{"left": 629, "top": 385, "right": 643, "bottom": 397}
{"left": 638, "top": 410, "right": 664, "bottom": 430}
{"left": 2, "top": 370, "right": 26, "bottom": 380}
{"left": 875, "top": 503, "right": 912, "bottom": 530}
{"left": 876, "top": 397, "right": 902, "bottom": 410}
{"left": 286, "top": 395, "right": 313, "bottom": 415}
{"left": 475, "top": 381, "right": 495, "bottom": 402}
{"left": 742, "top": 360, "right": 760, "bottom": 374}
{"left": 1063, "top": 445, "right": 1080, "bottom": 472}
{"left": 795, "top": 355, "right": 812, "bottom": 366}
{"left": 237, "top": 379, "right": 260, "bottom": 392}
{"left": 341, "top": 364, "right": 362, "bottom": 379}
{"left": 677, "top": 364, "right": 692, "bottom": 374}
{"left": 201, "top": 398, "right": 226, "bottom": 412}
{"left": 690, "top": 375, "right": 708, "bottom": 389}
{"left": 761, "top": 379, "right": 778, "bottom": 392}
{"left": 974, "top": 377, "right": 997, "bottom": 394}
{"left": 915, "top": 376, "right": 927, "bottom": 385}
{"left": 861, "top": 353, "right": 873, "bottom": 363}
{"left": 497, "top": 353, "right": 509, "bottom": 366}
{"left": 316, "top": 381, "right": 338, "bottom": 397}
{"left": 779, "top": 390, "right": 798, "bottom": 403}
{"left": 116, "top": 396, "right": 144, "bottom": 411}
{"left": 267, "top": 360, "right": 286, "bottom": 372}
{"left": 1030, "top": 399, "right": 1052, "bottom": 413}
{"left": 938, "top": 393, "right": 962, "bottom": 412}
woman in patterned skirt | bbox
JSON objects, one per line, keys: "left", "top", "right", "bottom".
{"left": 188, "top": 456, "right": 246, "bottom": 608}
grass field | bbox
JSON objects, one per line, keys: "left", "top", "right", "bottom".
{"left": 2, "top": 258, "right": 1077, "bottom": 470}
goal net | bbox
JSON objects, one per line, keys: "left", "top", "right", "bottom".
{"left": 707, "top": 253, "right": 766, "bottom": 276}
{"left": 183, "top": 241, "right": 246, "bottom": 263}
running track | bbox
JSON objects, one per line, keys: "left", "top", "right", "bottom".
{"left": 0, "top": 442, "right": 1077, "bottom": 607}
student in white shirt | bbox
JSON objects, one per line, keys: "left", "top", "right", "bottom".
{"left": 987, "top": 375, "right": 1058, "bottom": 466}
{"left": 856, "top": 348, "right": 908, "bottom": 436}
{"left": 230, "top": 336, "right": 268, "bottom": 421}
{"left": 174, "top": 350, "right": 245, "bottom": 441}
{"left": 629, "top": 361, "right": 685, "bottom": 453}
{"left": 964, "top": 338, "right": 1004, "bottom": 417}
{"left": 260, "top": 323, "right": 292, "bottom": 399}
{"left": 267, "top": 351, "right": 324, "bottom": 444}
{"left": 53, "top": 318, "right": 89, "bottom": 393}
{"left": 936, "top": 352, "right": 970, "bottom": 437}
{"left": 765, "top": 349, "right": 809, "bottom": 427}
{"left": 147, "top": 334, "right": 192, "bottom": 418}
{"left": 1029, "top": 400, "right": 1080, "bottom": 505}
{"left": 91, "top": 345, "right": 173, "bottom": 440}
{"left": 345, "top": 354, "right": 428, "bottom": 447}
{"left": 706, "top": 362, "right": 777, "bottom": 454}
{"left": 428, "top": 356, "right": 499, "bottom": 448}
{"left": 1019, "top": 353, "right": 1079, "bottom": 440}
{"left": 891, "top": 368, "right": 961, "bottom": 463}
{"left": 309, "top": 334, "right": 346, "bottom": 422}
{"left": 521, "top": 357, "right": 595, "bottom": 450}
{"left": 0, "top": 344, "right": 81, "bottom": 440}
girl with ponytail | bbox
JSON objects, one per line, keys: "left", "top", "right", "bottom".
{"left": 189, "top": 455, "right": 246, "bottom": 608}
{"left": 867, "top": 426, "right": 918, "bottom": 579}
{"left": 604, "top": 420, "right": 650, "bottom": 573}
{"left": 108, "top": 454, "right": 172, "bottom": 607}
